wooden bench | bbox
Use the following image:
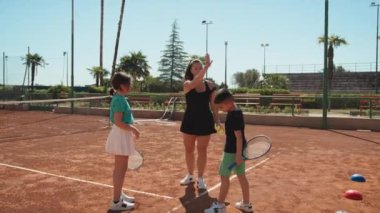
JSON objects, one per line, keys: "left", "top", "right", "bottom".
{"left": 359, "top": 96, "right": 380, "bottom": 115}
{"left": 269, "top": 94, "right": 302, "bottom": 112}
{"left": 128, "top": 96, "right": 151, "bottom": 106}
{"left": 234, "top": 95, "right": 261, "bottom": 111}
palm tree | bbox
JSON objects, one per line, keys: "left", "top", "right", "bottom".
{"left": 318, "top": 35, "right": 348, "bottom": 110}
{"left": 22, "top": 53, "right": 47, "bottom": 91}
{"left": 318, "top": 35, "right": 348, "bottom": 84}
{"left": 100, "top": 68, "right": 109, "bottom": 86}
{"left": 88, "top": 66, "right": 109, "bottom": 86}
{"left": 318, "top": 35, "right": 348, "bottom": 47}
{"left": 117, "top": 51, "right": 150, "bottom": 80}
{"left": 111, "top": 0, "right": 126, "bottom": 76}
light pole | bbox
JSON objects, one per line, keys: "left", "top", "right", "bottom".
{"left": 63, "top": 51, "right": 68, "bottom": 87}
{"left": 27, "top": 46, "right": 30, "bottom": 92}
{"left": 2, "top": 52, "right": 5, "bottom": 94}
{"left": 5, "top": 55, "right": 8, "bottom": 85}
{"left": 261, "top": 43, "right": 269, "bottom": 76}
{"left": 224, "top": 41, "right": 228, "bottom": 88}
{"left": 371, "top": 2, "right": 379, "bottom": 94}
{"left": 71, "top": 0, "right": 75, "bottom": 113}
{"left": 202, "top": 20, "right": 212, "bottom": 78}
{"left": 62, "top": 52, "right": 66, "bottom": 85}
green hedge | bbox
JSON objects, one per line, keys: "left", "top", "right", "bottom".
{"left": 86, "top": 86, "right": 108, "bottom": 93}
{"left": 301, "top": 94, "right": 380, "bottom": 109}
{"left": 230, "top": 88, "right": 290, "bottom": 95}
{"left": 150, "top": 95, "right": 168, "bottom": 105}
{"left": 47, "top": 85, "right": 70, "bottom": 99}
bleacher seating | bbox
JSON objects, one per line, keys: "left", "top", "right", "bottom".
{"left": 275, "top": 72, "right": 378, "bottom": 92}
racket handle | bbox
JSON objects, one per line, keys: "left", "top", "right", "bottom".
{"left": 228, "top": 162, "right": 237, "bottom": 170}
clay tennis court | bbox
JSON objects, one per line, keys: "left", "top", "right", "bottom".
{"left": 0, "top": 110, "right": 379, "bottom": 213}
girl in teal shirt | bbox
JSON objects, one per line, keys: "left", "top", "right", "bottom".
{"left": 106, "top": 72, "right": 140, "bottom": 211}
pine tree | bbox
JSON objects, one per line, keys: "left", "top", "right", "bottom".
{"left": 158, "top": 20, "right": 188, "bottom": 91}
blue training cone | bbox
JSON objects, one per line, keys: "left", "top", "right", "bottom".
{"left": 350, "top": 174, "right": 366, "bottom": 182}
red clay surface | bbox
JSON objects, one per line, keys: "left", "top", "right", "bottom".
{"left": 0, "top": 110, "right": 379, "bottom": 213}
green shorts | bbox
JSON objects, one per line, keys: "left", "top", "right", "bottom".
{"left": 219, "top": 152, "right": 246, "bottom": 177}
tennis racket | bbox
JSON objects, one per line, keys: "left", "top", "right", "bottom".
{"left": 228, "top": 135, "right": 272, "bottom": 170}
{"left": 128, "top": 150, "right": 144, "bottom": 170}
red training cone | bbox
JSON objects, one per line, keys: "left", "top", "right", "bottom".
{"left": 344, "top": 189, "right": 363, "bottom": 200}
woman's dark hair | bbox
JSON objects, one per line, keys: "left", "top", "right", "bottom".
{"left": 184, "top": 59, "right": 202, "bottom": 81}
{"left": 109, "top": 72, "right": 131, "bottom": 95}
{"left": 214, "top": 89, "right": 234, "bottom": 104}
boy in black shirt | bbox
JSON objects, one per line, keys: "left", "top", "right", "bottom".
{"left": 205, "top": 89, "right": 253, "bottom": 213}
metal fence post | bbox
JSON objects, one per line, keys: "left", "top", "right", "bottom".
{"left": 322, "top": 0, "right": 329, "bottom": 129}
{"left": 291, "top": 97, "right": 295, "bottom": 116}
{"left": 369, "top": 98, "right": 373, "bottom": 119}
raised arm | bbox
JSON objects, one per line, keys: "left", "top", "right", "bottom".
{"left": 183, "top": 54, "right": 213, "bottom": 93}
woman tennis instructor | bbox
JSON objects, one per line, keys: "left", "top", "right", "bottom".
{"left": 180, "top": 54, "right": 220, "bottom": 189}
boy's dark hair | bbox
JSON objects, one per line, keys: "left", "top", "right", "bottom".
{"left": 214, "top": 89, "right": 234, "bottom": 104}
{"left": 184, "top": 59, "right": 202, "bottom": 81}
{"left": 109, "top": 72, "right": 131, "bottom": 95}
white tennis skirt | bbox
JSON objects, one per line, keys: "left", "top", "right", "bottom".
{"left": 105, "top": 125, "right": 136, "bottom": 156}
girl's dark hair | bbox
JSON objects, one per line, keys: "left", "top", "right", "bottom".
{"left": 109, "top": 72, "right": 131, "bottom": 95}
{"left": 214, "top": 88, "right": 234, "bottom": 104}
{"left": 184, "top": 59, "right": 202, "bottom": 81}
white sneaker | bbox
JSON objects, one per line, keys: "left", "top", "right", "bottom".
{"left": 121, "top": 192, "right": 135, "bottom": 203}
{"left": 235, "top": 201, "right": 253, "bottom": 212}
{"left": 204, "top": 201, "right": 226, "bottom": 213}
{"left": 109, "top": 199, "right": 135, "bottom": 211}
{"left": 180, "top": 174, "right": 195, "bottom": 185}
{"left": 197, "top": 177, "right": 207, "bottom": 190}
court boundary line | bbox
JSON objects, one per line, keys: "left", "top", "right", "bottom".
{"left": 0, "top": 162, "right": 174, "bottom": 200}
{"left": 136, "top": 119, "right": 177, "bottom": 125}
{"left": 169, "top": 155, "right": 274, "bottom": 212}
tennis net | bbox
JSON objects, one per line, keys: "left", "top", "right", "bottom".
{"left": 0, "top": 96, "right": 111, "bottom": 114}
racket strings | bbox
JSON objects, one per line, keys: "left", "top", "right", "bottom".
{"left": 244, "top": 137, "right": 272, "bottom": 159}
{"left": 128, "top": 151, "right": 143, "bottom": 170}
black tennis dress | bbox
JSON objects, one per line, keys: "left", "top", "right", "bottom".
{"left": 180, "top": 82, "right": 216, "bottom": 136}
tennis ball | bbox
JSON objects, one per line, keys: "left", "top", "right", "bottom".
{"left": 215, "top": 124, "right": 224, "bottom": 134}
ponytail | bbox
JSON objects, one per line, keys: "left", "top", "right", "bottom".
{"left": 109, "top": 88, "right": 116, "bottom": 96}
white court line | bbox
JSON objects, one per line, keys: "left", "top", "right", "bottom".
{"left": 136, "top": 119, "right": 175, "bottom": 123}
{"left": 0, "top": 162, "right": 174, "bottom": 200}
{"left": 135, "top": 119, "right": 177, "bottom": 126}
{"left": 169, "top": 156, "right": 272, "bottom": 212}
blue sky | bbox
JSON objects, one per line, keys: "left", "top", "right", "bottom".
{"left": 0, "top": 0, "right": 378, "bottom": 86}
